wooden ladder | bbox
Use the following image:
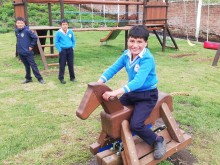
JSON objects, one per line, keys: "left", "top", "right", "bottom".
{"left": 33, "top": 30, "right": 59, "bottom": 70}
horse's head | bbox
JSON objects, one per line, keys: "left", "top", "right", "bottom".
{"left": 76, "top": 82, "right": 123, "bottom": 120}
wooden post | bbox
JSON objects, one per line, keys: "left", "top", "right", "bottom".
{"left": 23, "top": 0, "right": 29, "bottom": 25}
{"left": 13, "top": 0, "right": 26, "bottom": 20}
{"left": 125, "top": 30, "right": 128, "bottom": 50}
{"left": 48, "top": 3, "right": 52, "bottom": 26}
{"left": 48, "top": 3, "right": 54, "bottom": 54}
{"left": 60, "top": 0, "right": 64, "bottom": 20}
{"left": 136, "top": 0, "right": 139, "bottom": 24}
{"left": 212, "top": 45, "right": 220, "bottom": 66}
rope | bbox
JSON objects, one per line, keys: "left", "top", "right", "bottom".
{"left": 183, "top": 0, "right": 195, "bottom": 46}
{"left": 91, "top": 3, "right": 94, "bottom": 28}
{"left": 117, "top": 0, "right": 120, "bottom": 26}
{"left": 78, "top": 4, "right": 82, "bottom": 28}
{"left": 206, "top": 0, "right": 210, "bottom": 41}
{"left": 103, "top": 2, "right": 107, "bottom": 27}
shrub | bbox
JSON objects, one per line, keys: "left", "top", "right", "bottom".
{"left": 0, "top": 27, "right": 9, "bottom": 33}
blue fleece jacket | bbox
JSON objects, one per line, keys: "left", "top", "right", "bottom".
{"left": 15, "top": 26, "right": 37, "bottom": 56}
{"left": 54, "top": 29, "right": 76, "bottom": 53}
{"left": 100, "top": 48, "right": 158, "bottom": 93}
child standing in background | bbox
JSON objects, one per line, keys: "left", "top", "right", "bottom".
{"left": 15, "top": 17, "right": 45, "bottom": 84}
{"left": 55, "top": 19, "right": 76, "bottom": 84}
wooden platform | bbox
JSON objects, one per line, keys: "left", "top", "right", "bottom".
{"left": 29, "top": 24, "right": 166, "bottom": 32}
{"left": 29, "top": 22, "right": 178, "bottom": 70}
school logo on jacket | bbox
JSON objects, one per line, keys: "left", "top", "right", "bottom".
{"left": 68, "top": 34, "right": 72, "bottom": 38}
{"left": 21, "top": 33, "right": 24, "bottom": 37}
{"left": 134, "top": 64, "right": 140, "bottom": 72}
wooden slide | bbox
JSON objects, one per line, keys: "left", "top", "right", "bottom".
{"left": 100, "top": 20, "right": 127, "bottom": 43}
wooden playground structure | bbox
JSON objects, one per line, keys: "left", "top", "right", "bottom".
{"left": 13, "top": 0, "right": 179, "bottom": 69}
{"left": 76, "top": 82, "right": 192, "bottom": 165}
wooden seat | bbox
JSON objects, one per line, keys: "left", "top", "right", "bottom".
{"left": 99, "top": 91, "right": 172, "bottom": 140}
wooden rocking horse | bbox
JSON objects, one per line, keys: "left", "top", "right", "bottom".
{"left": 76, "top": 82, "right": 192, "bottom": 165}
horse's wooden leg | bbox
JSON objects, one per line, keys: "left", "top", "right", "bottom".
{"left": 90, "top": 130, "right": 108, "bottom": 155}
{"left": 121, "top": 120, "right": 140, "bottom": 165}
{"left": 161, "top": 103, "right": 184, "bottom": 143}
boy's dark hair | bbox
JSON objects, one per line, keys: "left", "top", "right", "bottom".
{"left": 15, "top": 17, "right": 25, "bottom": 23}
{"left": 128, "top": 25, "right": 149, "bottom": 41}
{"left": 59, "top": 19, "right": 68, "bottom": 25}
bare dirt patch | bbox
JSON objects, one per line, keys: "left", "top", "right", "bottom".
{"left": 168, "top": 149, "right": 197, "bottom": 165}
{"left": 194, "top": 57, "right": 213, "bottom": 62}
{"left": 169, "top": 54, "right": 197, "bottom": 58}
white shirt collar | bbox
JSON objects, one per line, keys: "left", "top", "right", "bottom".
{"left": 59, "top": 29, "right": 69, "bottom": 34}
{"left": 126, "top": 48, "right": 146, "bottom": 59}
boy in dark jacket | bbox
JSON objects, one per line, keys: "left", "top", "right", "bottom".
{"left": 15, "top": 17, "right": 45, "bottom": 84}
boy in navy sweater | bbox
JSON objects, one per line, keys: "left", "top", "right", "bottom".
{"left": 98, "top": 25, "right": 166, "bottom": 160}
{"left": 55, "top": 19, "right": 76, "bottom": 84}
{"left": 15, "top": 17, "right": 45, "bottom": 84}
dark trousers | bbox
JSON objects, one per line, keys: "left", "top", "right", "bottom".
{"left": 58, "top": 48, "right": 75, "bottom": 80}
{"left": 19, "top": 54, "right": 42, "bottom": 81}
{"left": 119, "top": 88, "right": 158, "bottom": 146}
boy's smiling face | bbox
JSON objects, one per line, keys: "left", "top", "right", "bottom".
{"left": 16, "top": 20, "right": 25, "bottom": 30}
{"left": 127, "top": 37, "right": 148, "bottom": 57}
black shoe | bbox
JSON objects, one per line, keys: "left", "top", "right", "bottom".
{"left": 70, "top": 78, "right": 76, "bottom": 82}
{"left": 60, "top": 80, "right": 66, "bottom": 84}
{"left": 38, "top": 79, "right": 45, "bottom": 84}
{"left": 21, "top": 79, "right": 33, "bottom": 84}
{"left": 153, "top": 137, "right": 166, "bottom": 160}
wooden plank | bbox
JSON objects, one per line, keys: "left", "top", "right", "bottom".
{"left": 121, "top": 151, "right": 128, "bottom": 165}
{"left": 161, "top": 103, "right": 184, "bottom": 143}
{"left": 102, "top": 153, "right": 123, "bottom": 165}
{"left": 212, "top": 45, "right": 220, "bottom": 66}
{"left": 144, "top": 92, "right": 173, "bottom": 125}
{"left": 121, "top": 120, "right": 140, "bottom": 165}
{"left": 41, "top": 44, "right": 54, "bottom": 47}
{"left": 29, "top": 25, "right": 165, "bottom": 32}
{"left": 38, "top": 35, "right": 54, "bottom": 38}
{"left": 27, "top": 0, "right": 143, "bottom": 5}
{"left": 34, "top": 30, "right": 48, "bottom": 70}
{"left": 135, "top": 128, "right": 172, "bottom": 159}
{"left": 45, "top": 54, "right": 59, "bottom": 57}
{"left": 13, "top": 0, "right": 25, "bottom": 18}
{"left": 90, "top": 131, "right": 109, "bottom": 155}
{"left": 47, "top": 63, "right": 59, "bottom": 66}
{"left": 139, "top": 133, "right": 192, "bottom": 165}
{"left": 144, "top": 1, "right": 167, "bottom": 25}
{"left": 96, "top": 149, "right": 116, "bottom": 165}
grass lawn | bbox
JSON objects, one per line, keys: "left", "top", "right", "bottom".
{"left": 0, "top": 31, "right": 219, "bottom": 164}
